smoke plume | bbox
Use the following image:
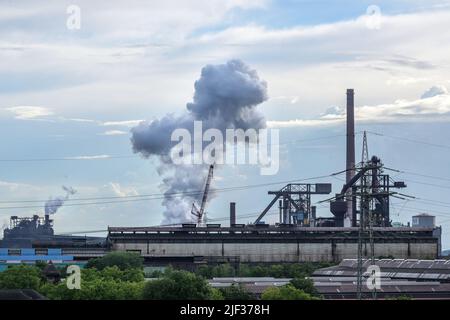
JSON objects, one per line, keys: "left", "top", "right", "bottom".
{"left": 131, "top": 60, "right": 268, "bottom": 224}
{"left": 1, "top": 220, "right": 8, "bottom": 232}
{"left": 45, "top": 185, "right": 77, "bottom": 215}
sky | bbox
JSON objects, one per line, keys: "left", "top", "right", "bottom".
{"left": 1, "top": 0, "right": 450, "bottom": 247}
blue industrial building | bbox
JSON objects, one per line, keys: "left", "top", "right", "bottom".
{"left": 0, "top": 248, "right": 78, "bottom": 272}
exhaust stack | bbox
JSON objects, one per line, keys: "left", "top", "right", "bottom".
{"left": 346, "top": 89, "right": 355, "bottom": 227}
{"left": 230, "top": 202, "right": 236, "bottom": 226}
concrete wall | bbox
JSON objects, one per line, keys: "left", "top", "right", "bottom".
{"left": 112, "top": 241, "right": 439, "bottom": 263}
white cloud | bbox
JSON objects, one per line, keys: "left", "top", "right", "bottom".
{"left": 268, "top": 86, "right": 450, "bottom": 127}
{"left": 267, "top": 118, "right": 342, "bottom": 128}
{"left": 109, "top": 182, "right": 139, "bottom": 197}
{"left": 102, "top": 120, "right": 143, "bottom": 127}
{"left": 0, "top": 180, "right": 41, "bottom": 192}
{"left": 64, "top": 155, "right": 111, "bottom": 160}
{"left": 357, "top": 91, "right": 450, "bottom": 122}
{"left": 5, "top": 106, "right": 53, "bottom": 119}
{"left": 100, "top": 130, "right": 128, "bottom": 136}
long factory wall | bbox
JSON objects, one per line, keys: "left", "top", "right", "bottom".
{"left": 111, "top": 241, "right": 439, "bottom": 263}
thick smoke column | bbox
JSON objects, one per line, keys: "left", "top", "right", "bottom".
{"left": 131, "top": 60, "right": 268, "bottom": 224}
{"left": 45, "top": 185, "right": 77, "bottom": 215}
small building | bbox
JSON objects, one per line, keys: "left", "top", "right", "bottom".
{"left": 412, "top": 214, "right": 436, "bottom": 228}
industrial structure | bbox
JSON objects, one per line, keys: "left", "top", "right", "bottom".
{"left": 0, "top": 89, "right": 444, "bottom": 268}
{"left": 105, "top": 89, "right": 442, "bottom": 266}
{"left": 254, "top": 183, "right": 332, "bottom": 226}
{"left": 0, "top": 213, "right": 105, "bottom": 249}
{"left": 108, "top": 225, "right": 440, "bottom": 265}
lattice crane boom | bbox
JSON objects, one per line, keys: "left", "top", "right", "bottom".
{"left": 191, "top": 164, "right": 214, "bottom": 225}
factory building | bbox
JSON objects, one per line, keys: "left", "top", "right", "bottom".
{"left": 107, "top": 225, "right": 441, "bottom": 265}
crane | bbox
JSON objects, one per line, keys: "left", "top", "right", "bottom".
{"left": 191, "top": 164, "right": 214, "bottom": 226}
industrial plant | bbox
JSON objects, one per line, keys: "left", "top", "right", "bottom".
{"left": 0, "top": 89, "right": 442, "bottom": 271}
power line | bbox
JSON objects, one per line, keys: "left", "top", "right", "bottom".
{"left": 366, "top": 131, "right": 450, "bottom": 151}
{"left": 0, "top": 155, "right": 138, "bottom": 162}
{"left": 391, "top": 203, "right": 450, "bottom": 218}
{"left": 399, "top": 170, "right": 450, "bottom": 183}
{"left": 384, "top": 167, "right": 450, "bottom": 190}
{"left": 0, "top": 172, "right": 341, "bottom": 210}
{"left": 57, "top": 210, "right": 281, "bottom": 235}
{"left": 0, "top": 133, "right": 354, "bottom": 163}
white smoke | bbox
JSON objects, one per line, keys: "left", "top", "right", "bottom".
{"left": 44, "top": 185, "right": 77, "bottom": 215}
{"left": 1, "top": 220, "right": 8, "bottom": 233}
{"left": 131, "top": 60, "right": 268, "bottom": 224}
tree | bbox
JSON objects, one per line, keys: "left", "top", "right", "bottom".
{"left": 290, "top": 278, "right": 319, "bottom": 297}
{"left": 220, "top": 284, "right": 254, "bottom": 300}
{"left": 142, "top": 269, "right": 213, "bottom": 300}
{"left": 39, "top": 267, "right": 145, "bottom": 300}
{"left": 261, "top": 284, "right": 316, "bottom": 300}
{"left": 0, "top": 265, "right": 42, "bottom": 290}
{"left": 209, "top": 288, "right": 224, "bottom": 300}
{"left": 86, "top": 252, "right": 143, "bottom": 271}
{"left": 98, "top": 266, "right": 144, "bottom": 282}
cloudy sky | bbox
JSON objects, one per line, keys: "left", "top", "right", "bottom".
{"left": 1, "top": 0, "right": 450, "bottom": 247}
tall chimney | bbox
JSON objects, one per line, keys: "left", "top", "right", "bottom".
{"left": 346, "top": 89, "right": 355, "bottom": 226}
{"left": 230, "top": 202, "right": 236, "bottom": 226}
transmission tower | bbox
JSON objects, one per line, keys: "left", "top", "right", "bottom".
{"left": 361, "top": 131, "right": 369, "bottom": 164}
{"left": 356, "top": 131, "right": 377, "bottom": 300}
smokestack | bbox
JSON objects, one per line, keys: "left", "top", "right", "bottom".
{"left": 311, "top": 206, "right": 316, "bottom": 227}
{"left": 346, "top": 89, "right": 355, "bottom": 226}
{"left": 230, "top": 202, "right": 236, "bottom": 226}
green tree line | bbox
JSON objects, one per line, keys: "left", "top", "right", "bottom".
{"left": 0, "top": 252, "right": 324, "bottom": 300}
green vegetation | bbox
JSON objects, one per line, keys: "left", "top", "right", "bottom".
{"left": 0, "top": 265, "right": 42, "bottom": 290}
{"left": 261, "top": 284, "right": 317, "bottom": 300}
{"left": 142, "top": 269, "right": 214, "bottom": 300}
{"left": 196, "top": 262, "right": 333, "bottom": 279}
{"left": 86, "top": 252, "right": 144, "bottom": 271}
{"left": 40, "top": 267, "right": 145, "bottom": 300}
{"left": 220, "top": 284, "right": 255, "bottom": 300}
{"left": 0, "top": 255, "right": 330, "bottom": 300}
{"left": 290, "top": 277, "right": 320, "bottom": 297}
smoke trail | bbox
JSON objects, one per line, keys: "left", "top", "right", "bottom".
{"left": 44, "top": 185, "right": 77, "bottom": 215}
{"left": 131, "top": 60, "right": 268, "bottom": 224}
{"left": 1, "top": 220, "right": 8, "bottom": 232}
